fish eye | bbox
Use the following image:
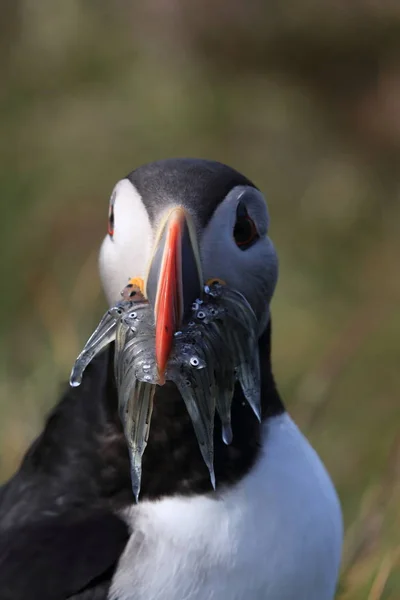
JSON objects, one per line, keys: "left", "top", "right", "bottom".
{"left": 233, "top": 201, "right": 259, "bottom": 250}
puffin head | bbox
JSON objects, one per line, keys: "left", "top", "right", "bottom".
{"left": 99, "top": 159, "right": 278, "bottom": 383}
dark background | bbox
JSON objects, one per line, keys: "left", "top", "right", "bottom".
{"left": 0, "top": 2, "right": 399, "bottom": 597}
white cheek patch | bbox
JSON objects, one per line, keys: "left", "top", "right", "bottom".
{"left": 99, "top": 179, "right": 153, "bottom": 306}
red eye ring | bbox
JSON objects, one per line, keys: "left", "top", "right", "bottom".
{"left": 233, "top": 214, "right": 258, "bottom": 248}
{"left": 108, "top": 204, "right": 114, "bottom": 237}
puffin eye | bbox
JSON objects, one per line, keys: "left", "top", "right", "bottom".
{"left": 108, "top": 203, "right": 115, "bottom": 237}
{"left": 233, "top": 201, "right": 259, "bottom": 250}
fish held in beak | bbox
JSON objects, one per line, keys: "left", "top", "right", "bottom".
{"left": 71, "top": 222, "right": 262, "bottom": 500}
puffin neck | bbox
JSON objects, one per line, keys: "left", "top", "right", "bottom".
{"left": 258, "top": 320, "right": 285, "bottom": 419}
{"left": 102, "top": 320, "right": 284, "bottom": 503}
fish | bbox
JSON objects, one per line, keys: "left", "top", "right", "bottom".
{"left": 70, "top": 280, "right": 261, "bottom": 499}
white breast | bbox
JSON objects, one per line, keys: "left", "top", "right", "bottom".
{"left": 109, "top": 414, "right": 343, "bottom": 600}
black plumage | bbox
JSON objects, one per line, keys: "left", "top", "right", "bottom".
{"left": 0, "top": 325, "right": 282, "bottom": 599}
{"left": 0, "top": 159, "right": 283, "bottom": 598}
{"left": 127, "top": 158, "right": 257, "bottom": 228}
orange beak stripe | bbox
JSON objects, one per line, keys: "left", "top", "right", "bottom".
{"left": 154, "top": 208, "right": 185, "bottom": 384}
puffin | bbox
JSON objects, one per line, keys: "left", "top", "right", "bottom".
{"left": 0, "top": 159, "right": 343, "bottom": 600}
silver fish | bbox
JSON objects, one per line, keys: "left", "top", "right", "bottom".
{"left": 70, "top": 280, "right": 262, "bottom": 500}
{"left": 115, "top": 303, "right": 156, "bottom": 387}
{"left": 199, "top": 283, "right": 261, "bottom": 420}
{"left": 167, "top": 349, "right": 216, "bottom": 489}
{"left": 195, "top": 324, "right": 235, "bottom": 445}
{"left": 69, "top": 304, "right": 127, "bottom": 387}
{"left": 121, "top": 379, "right": 155, "bottom": 502}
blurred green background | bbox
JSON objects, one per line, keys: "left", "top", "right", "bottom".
{"left": 1, "top": 1, "right": 399, "bottom": 598}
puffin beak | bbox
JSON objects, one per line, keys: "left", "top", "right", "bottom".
{"left": 145, "top": 207, "right": 203, "bottom": 384}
